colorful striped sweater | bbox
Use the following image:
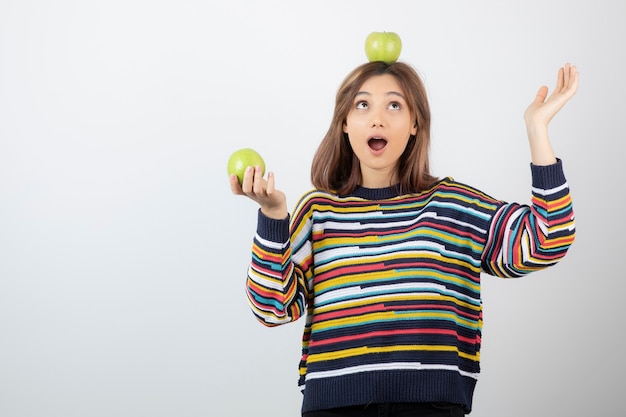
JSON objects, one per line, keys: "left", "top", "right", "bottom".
{"left": 245, "top": 160, "right": 575, "bottom": 414}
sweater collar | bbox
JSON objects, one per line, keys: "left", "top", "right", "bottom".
{"left": 350, "top": 184, "right": 403, "bottom": 200}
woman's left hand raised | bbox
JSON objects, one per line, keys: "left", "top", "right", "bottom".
{"left": 524, "top": 63, "right": 579, "bottom": 129}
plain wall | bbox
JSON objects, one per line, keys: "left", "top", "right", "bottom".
{"left": 1, "top": 1, "right": 624, "bottom": 416}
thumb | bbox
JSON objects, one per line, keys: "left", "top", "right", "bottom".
{"left": 533, "top": 85, "right": 549, "bottom": 104}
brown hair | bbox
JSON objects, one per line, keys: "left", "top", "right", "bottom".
{"left": 311, "top": 61, "right": 438, "bottom": 195}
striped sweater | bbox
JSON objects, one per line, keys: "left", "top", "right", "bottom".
{"left": 245, "top": 160, "right": 575, "bottom": 413}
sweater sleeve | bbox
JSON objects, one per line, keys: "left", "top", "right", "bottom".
{"left": 245, "top": 207, "right": 312, "bottom": 326}
{"left": 481, "top": 159, "right": 575, "bottom": 277}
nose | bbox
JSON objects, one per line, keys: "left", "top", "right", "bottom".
{"left": 371, "top": 109, "right": 384, "bottom": 127}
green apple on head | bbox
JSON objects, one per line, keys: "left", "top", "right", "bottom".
{"left": 364, "top": 31, "right": 402, "bottom": 64}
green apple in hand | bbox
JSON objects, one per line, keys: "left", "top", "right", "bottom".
{"left": 364, "top": 31, "right": 402, "bottom": 64}
{"left": 227, "top": 148, "right": 266, "bottom": 185}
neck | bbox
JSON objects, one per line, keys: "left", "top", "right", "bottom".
{"left": 360, "top": 166, "right": 397, "bottom": 188}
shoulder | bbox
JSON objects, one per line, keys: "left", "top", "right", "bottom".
{"left": 430, "top": 177, "right": 503, "bottom": 209}
{"left": 293, "top": 188, "right": 342, "bottom": 213}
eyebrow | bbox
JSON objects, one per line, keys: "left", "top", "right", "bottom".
{"left": 355, "top": 90, "right": 406, "bottom": 100}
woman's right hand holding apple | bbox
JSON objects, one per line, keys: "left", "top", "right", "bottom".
{"left": 229, "top": 166, "right": 288, "bottom": 220}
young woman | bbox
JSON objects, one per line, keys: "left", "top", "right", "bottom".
{"left": 229, "top": 61, "right": 578, "bottom": 416}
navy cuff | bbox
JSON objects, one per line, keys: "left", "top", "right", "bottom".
{"left": 530, "top": 158, "right": 567, "bottom": 189}
{"left": 256, "top": 209, "right": 290, "bottom": 242}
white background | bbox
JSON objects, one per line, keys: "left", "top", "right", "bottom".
{"left": 1, "top": 1, "right": 624, "bottom": 416}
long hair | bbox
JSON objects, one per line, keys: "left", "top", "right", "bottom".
{"left": 311, "top": 61, "right": 438, "bottom": 195}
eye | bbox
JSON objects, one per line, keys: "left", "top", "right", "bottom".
{"left": 389, "top": 102, "right": 401, "bottom": 110}
{"left": 356, "top": 101, "right": 368, "bottom": 109}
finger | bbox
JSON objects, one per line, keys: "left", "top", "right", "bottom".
{"left": 567, "top": 65, "right": 579, "bottom": 91}
{"left": 252, "top": 165, "right": 266, "bottom": 195}
{"left": 229, "top": 174, "right": 244, "bottom": 195}
{"left": 266, "top": 171, "right": 275, "bottom": 196}
{"left": 534, "top": 85, "right": 549, "bottom": 104}
{"left": 555, "top": 65, "right": 578, "bottom": 99}
{"left": 555, "top": 67, "right": 565, "bottom": 92}
{"left": 562, "top": 63, "right": 570, "bottom": 91}
{"left": 240, "top": 166, "right": 255, "bottom": 193}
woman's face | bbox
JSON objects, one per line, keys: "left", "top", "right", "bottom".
{"left": 343, "top": 74, "right": 417, "bottom": 188}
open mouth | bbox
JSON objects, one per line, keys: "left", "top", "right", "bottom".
{"left": 368, "top": 137, "right": 387, "bottom": 151}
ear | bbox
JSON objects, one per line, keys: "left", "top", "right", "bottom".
{"left": 343, "top": 122, "right": 348, "bottom": 133}
{"left": 411, "top": 121, "right": 418, "bottom": 136}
